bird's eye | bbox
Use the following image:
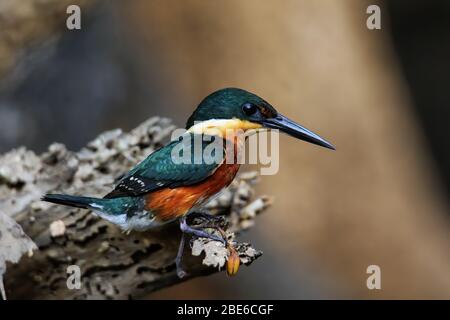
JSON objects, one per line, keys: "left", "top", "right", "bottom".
{"left": 242, "top": 103, "right": 258, "bottom": 116}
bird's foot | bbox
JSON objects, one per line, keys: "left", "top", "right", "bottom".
{"left": 188, "top": 211, "right": 228, "bottom": 230}
{"left": 175, "top": 215, "right": 230, "bottom": 278}
{"left": 182, "top": 215, "right": 227, "bottom": 244}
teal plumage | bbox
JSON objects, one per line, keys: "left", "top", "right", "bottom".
{"left": 104, "top": 133, "right": 225, "bottom": 199}
{"left": 186, "top": 88, "right": 275, "bottom": 128}
{"left": 43, "top": 132, "right": 227, "bottom": 230}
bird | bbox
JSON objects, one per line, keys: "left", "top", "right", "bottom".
{"left": 42, "top": 87, "right": 334, "bottom": 277}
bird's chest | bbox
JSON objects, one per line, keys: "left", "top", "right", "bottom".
{"left": 147, "top": 162, "right": 240, "bottom": 221}
{"left": 146, "top": 137, "right": 243, "bottom": 221}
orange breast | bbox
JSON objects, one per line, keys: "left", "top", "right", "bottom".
{"left": 145, "top": 162, "right": 240, "bottom": 222}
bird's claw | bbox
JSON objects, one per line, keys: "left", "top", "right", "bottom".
{"left": 203, "top": 233, "right": 227, "bottom": 246}
{"left": 176, "top": 215, "right": 229, "bottom": 278}
{"left": 177, "top": 268, "right": 188, "bottom": 279}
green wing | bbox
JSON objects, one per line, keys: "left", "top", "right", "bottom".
{"left": 104, "top": 133, "right": 225, "bottom": 198}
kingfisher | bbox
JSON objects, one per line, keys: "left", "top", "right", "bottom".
{"left": 43, "top": 88, "right": 334, "bottom": 277}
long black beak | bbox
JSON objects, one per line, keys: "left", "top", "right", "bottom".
{"left": 262, "top": 113, "right": 335, "bottom": 150}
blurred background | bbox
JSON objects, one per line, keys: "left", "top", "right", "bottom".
{"left": 0, "top": 0, "right": 449, "bottom": 299}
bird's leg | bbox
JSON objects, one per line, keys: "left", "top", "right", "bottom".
{"left": 175, "top": 215, "right": 228, "bottom": 279}
{"left": 180, "top": 215, "right": 227, "bottom": 245}
{"left": 188, "top": 211, "right": 229, "bottom": 246}
{"left": 175, "top": 232, "right": 187, "bottom": 278}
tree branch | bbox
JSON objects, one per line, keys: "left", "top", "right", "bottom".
{"left": 0, "top": 117, "right": 270, "bottom": 299}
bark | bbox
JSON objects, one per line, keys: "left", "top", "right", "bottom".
{"left": 0, "top": 117, "right": 270, "bottom": 299}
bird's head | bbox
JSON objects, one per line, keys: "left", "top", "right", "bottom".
{"left": 186, "top": 88, "right": 335, "bottom": 150}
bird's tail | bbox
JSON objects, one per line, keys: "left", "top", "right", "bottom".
{"left": 42, "top": 194, "right": 106, "bottom": 210}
